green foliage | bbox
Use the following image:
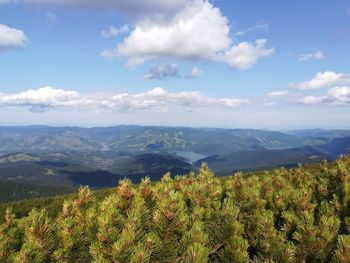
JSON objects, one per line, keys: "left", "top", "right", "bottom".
{"left": 0, "top": 209, "right": 23, "bottom": 262}
{"left": 54, "top": 186, "right": 96, "bottom": 263}
{"left": 1, "top": 155, "right": 350, "bottom": 262}
{"left": 14, "top": 209, "right": 56, "bottom": 262}
{"left": 333, "top": 235, "right": 350, "bottom": 263}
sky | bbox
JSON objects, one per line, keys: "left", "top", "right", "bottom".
{"left": 0, "top": 0, "right": 350, "bottom": 129}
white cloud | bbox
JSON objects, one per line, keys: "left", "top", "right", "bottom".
{"left": 0, "top": 24, "right": 28, "bottom": 50}
{"left": 216, "top": 39, "right": 274, "bottom": 70}
{"left": 144, "top": 63, "right": 179, "bottom": 80}
{"left": 0, "top": 86, "right": 250, "bottom": 113}
{"left": 292, "top": 86, "right": 350, "bottom": 106}
{"left": 236, "top": 23, "right": 269, "bottom": 36}
{"left": 101, "top": 25, "right": 129, "bottom": 38}
{"left": 298, "top": 50, "right": 324, "bottom": 61}
{"left": 289, "top": 71, "right": 350, "bottom": 90}
{"left": 106, "top": 87, "right": 250, "bottom": 111}
{"left": 328, "top": 86, "right": 350, "bottom": 104}
{"left": 268, "top": 90, "right": 289, "bottom": 97}
{"left": 102, "top": 0, "right": 274, "bottom": 69}
{"left": 104, "top": 1, "right": 231, "bottom": 64}
{"left": 6, "top": 0, "right": 274, "bottom": 69}
{"left": 187, "top": 66, "right": 203, "bottom": 78}
{"left": 295, "top": 96, "right": 328, "bottom": 105}
{"left": 0, "top": 86, "right": 83, "bottom": 112}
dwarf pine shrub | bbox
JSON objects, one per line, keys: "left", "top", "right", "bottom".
{"left": 1, "top": 155, "right": 350, "bottom": 262}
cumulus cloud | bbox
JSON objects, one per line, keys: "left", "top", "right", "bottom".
{"left": 289, "top": 71, "right": 350, "bottom": 90}
{"left": 5, "top": 0, "right": 274, "bottom": 69}
{"left": 0, "top": 86, "right": 250, "bottom": 113}
{"left": 216, "top": 39, "right": 274, "bottom": 70}
{"left": 269, "top": 73, "right": 350, "bottom": 106}
{"left": 101, "top": 25, "right": 129, "bottom": 38}
{"left": 293, "top": 86, "right": 350, "bottom": 106}
{"left": 102, "top": 1, "right": 231, "bottom": 63}
{"left": 0, "top": 87, "right": 82, "bottom": 112}
{"left": 298, "top": 50, "right": 324, "bottom": 61}
{"left": 144, "top": 63, "right": 179, "bottom": 80}
{"left": 102, "top": 0, "right": 274, "bottom": 69}
{"left": 0, "top": 86, "right": 84, "bottom": 112}
{"left": 187, "top": 66, "right": 203, "bottom": 79}
{"left": 328, "top": 86, "right": 350, "bottom": 104}
{"left": 268, "top": 90, "right": 289, "bottom": 97}
{"left": 0, "top": 24, "right": 28, "bottom": 50}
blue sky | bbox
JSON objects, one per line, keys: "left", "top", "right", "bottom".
{"left": 0, "top": 0, "right": 349, "bottom": 129}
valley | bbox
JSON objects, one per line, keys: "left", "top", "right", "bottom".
{"left": 0, "top": 126, "right": 349, "bottom": 203}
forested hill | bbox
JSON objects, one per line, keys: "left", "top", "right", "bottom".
{"left": 0, "top": 180, "right": 73, "bottom": 203}
{"left": 1, "top": 156, "right": 350, "bottom": 262}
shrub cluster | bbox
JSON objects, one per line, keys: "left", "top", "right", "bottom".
{"left": 1, "top": 156, "right": 350, "bottom": 262}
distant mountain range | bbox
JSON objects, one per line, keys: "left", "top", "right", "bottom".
{"left": 0, "top": 125, "right": 328, "bottom": 154}
{"left": 0, "top": 125, "right": 349, "bottom": 202}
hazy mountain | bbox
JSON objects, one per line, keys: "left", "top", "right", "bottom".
{"left": 285, "top": 129, "right": 350, "bottom": 139}
{"left": 0, "top": 126, "right": 322, "bottom": 155}
{"left": 1, "top": 126, "right": 350, "bottom": 203}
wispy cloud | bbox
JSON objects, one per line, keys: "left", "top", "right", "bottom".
{"left": 0, "top": 86, "right": 251, "bottom": 113}
{"left": 268, "top": 90, "right": 289, "bottom": 97}
{"left": 295, "top": 96, "right": 328, "bottom": 105}
{"left": 236, "top": 23, "right": 269, "bottom": 36}
{"left": 298, "top": 50, "right": 324, "bottom": 61}
{"left": 101, "top": 25, "right": 129, "bottom": 38}
{"left": 0, "top": 24, "right": 28, "bottom": 50}
{"left": 186, "top": 66, "right": 203, "bottom": 79}
{"left": 144, "top": 63, "right": 179, "bottom": 80}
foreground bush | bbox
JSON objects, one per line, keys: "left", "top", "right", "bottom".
{"left": 1, "top": 155, "right": 350, "bottom": 262}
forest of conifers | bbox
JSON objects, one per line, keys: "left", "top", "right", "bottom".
{"left": 1, "top": 155, "right": 350, "bottom": 262}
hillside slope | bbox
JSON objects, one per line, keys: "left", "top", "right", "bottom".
{"left": 194, "top": 146, "right": 331, "bottom": 174}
